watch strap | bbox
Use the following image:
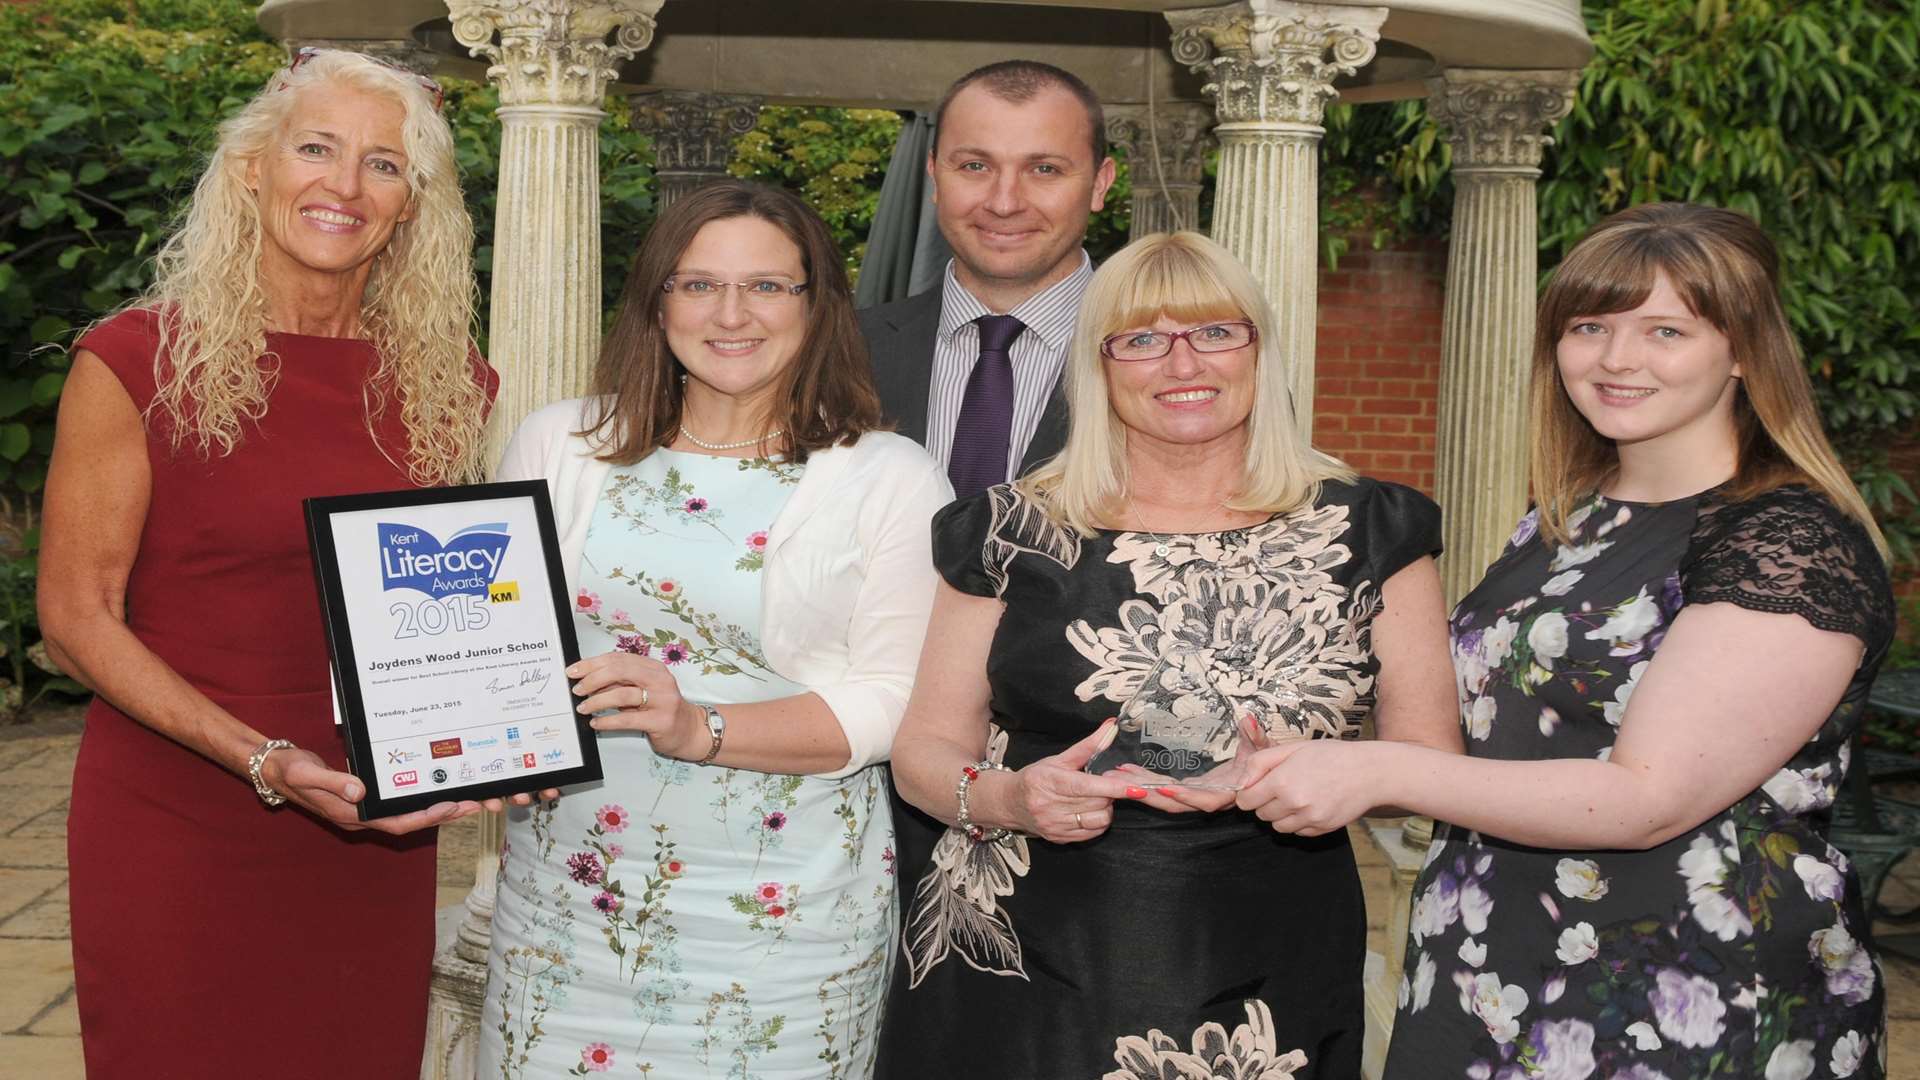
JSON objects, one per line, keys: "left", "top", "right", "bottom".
{"left": 695, "top": 704, "right": 725, "bottom": 766}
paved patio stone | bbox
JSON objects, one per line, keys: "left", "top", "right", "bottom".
{"left": 0, "top": 868, "right": 65, "bottom": 929}
{"left": 0, "top": 938, "right": 76, "bottom": 1033}
{"left": 0, "top": 1032, "right": 84, "bottom": 1077}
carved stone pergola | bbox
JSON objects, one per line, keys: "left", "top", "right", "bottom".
{"left": 627, "top": 89, "right": 764, "bottom": 210}
{"left": 1106, "top": 102, "right": 1215, "bottom": 238}
{"left": 253, "top": 4, "right": 1593, "bottom": 1077}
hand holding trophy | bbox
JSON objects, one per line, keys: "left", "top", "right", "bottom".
{"left": 1085, "top": 643, "right": 1301, "bottom": 791}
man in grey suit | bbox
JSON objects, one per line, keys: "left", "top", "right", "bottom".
{"left": 858, "top": 60, "right": 1116, "bottom": 497}
{"left": 858, "top": 62, "right": 1118, "bottom": 945}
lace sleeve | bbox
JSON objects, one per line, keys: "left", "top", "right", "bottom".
{"left": 1682, "top": 487, "right": 1895, "bottom": 654}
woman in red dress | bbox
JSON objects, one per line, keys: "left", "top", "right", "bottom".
{"left": 38, "top": 50, "right": 494, "bottom": 1078}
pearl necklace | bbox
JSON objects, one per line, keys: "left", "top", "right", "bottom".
{"left": 679, "top": 426, "right": 784, "bottom": 452}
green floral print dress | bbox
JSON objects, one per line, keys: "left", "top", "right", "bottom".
{"left": 482, "top": 449, "right": 895, "bottom": 1080}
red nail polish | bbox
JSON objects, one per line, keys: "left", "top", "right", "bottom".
{"left": 1157, "top": 786, "right": 1179, "bottom": 797}
{"left": 1125, "top": 786, "right": 1148, "bottom": 799}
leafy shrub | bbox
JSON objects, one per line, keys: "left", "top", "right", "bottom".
{"left": 1315, "top": 0, "right": 1920, "bottom": 562}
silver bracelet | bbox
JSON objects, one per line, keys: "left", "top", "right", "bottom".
{"left": 955, "top": 759, "right": 1011, "bottom": 843}
{"left": 247, "top": 738, "right": 296, "bottom": 807}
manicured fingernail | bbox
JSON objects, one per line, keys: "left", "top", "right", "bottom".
{"left": 1125, "top": 786, "right": 1148, "bottom": 799}
{"left": 344, "top": 782, "right": 362, "bottom": 800}
{"left": 1096, "top": 721, "right": 1120, "bottom": 752}
{"left": 565, "top": 664, "right": 582, "bottom": 677}
{"left": 1157, "top": 786, "right": 1180, "bottom": 797}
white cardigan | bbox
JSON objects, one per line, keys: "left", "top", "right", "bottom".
{"left": 496, "top": 398, "right": 952, "bottom": 779}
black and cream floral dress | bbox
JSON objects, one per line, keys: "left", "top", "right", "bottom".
{"left": 874, "top": 478, "right": 1441, "bottom": 1080}
{"left": 1385, "top": 485, "right": 1894, "bottom": 1080}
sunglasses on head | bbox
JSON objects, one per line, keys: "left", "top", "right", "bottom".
{"left": 283, "top": 45, "right": 445, "bottom": 111}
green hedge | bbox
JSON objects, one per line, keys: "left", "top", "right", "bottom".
{"left": 1315, "top": 0, "right": 1920, "bottom": 563}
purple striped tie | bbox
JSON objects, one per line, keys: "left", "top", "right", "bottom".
{"left": 947, "top": 314, "right": 1026, "bottom": 498}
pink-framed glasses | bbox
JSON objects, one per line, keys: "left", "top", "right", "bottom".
{"left": 1101, "top": 320, "right": 1258, "bottom": 362}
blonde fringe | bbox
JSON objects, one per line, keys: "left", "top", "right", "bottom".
{"left": 1018, "top": 231, "right": 1350, "bottom": 535}
{"left": 129, "top": 50, "right": 485, "bottom": 486}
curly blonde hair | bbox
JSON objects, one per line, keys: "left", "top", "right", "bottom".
{"left": 126, "top": 48, "right": 486, "bottom": 485}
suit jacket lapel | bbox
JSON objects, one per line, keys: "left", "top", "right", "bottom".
{"left": 868, "top": 290, "right": 942, "bottom": 445}
{"left": 1019, "top": 379, "right": 1070, "bottom": 475}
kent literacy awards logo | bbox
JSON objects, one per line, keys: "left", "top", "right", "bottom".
{"left": 378, "top": 521, "right": 511, "bottom": 598}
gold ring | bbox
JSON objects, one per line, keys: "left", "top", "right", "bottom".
{"left": 640, "top": 687, "right": 650, "bottom": 709}
{"left": 1074, "top": 812, "right": 1084, "bottom": 829}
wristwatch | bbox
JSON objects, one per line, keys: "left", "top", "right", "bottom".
{"left": 694, "top": 703, "right": 725, "bottom": 766}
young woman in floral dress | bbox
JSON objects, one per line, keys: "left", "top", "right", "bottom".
{"left": 479, "top": 181, "right": 948, "bottom": 1079}
{"left": 1235, "top": 203, "right": 1895, "bottom": 1079}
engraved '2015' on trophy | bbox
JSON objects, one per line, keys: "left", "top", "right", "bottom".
{"left": 1085, "top": 643, "right": 1261, "bottom": 791}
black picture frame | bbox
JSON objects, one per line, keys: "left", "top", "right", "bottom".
{"left": 305, "top": 479, "right": 602, "bottom": 819}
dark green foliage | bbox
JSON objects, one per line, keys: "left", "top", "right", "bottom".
{"left": 728, "top": 107, "right": 902, "bottom": 277}
{"left": 0, "top": 1, "right": 284, "bottom": 501}
{"left": 1320, "top": 0, "right": 1920, "bottom": 562}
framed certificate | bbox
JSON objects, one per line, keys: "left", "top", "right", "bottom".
{"left": 305, "top": 480, "right": 603, "bottom": 819}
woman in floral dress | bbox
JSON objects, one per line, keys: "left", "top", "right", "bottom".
{"left": 1235, "top": 203, "right": 1896, "bottom": 1079}
{"left": 876, "top": 232, "right": 1462, "bottom": 1079}
{"left": 479, "top": 181, "right": 949, "bottom": 1079}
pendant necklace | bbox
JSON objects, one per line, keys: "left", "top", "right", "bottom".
{"left": 1131, "top": 496, "right": 1229, "bottom": 557}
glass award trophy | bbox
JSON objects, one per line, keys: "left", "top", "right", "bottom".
{"left": 1085, "top": 644, "right": 1260, "bottom": 790}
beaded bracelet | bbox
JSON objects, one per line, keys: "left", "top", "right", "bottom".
{"left": 955, "top": 759, "right": 1012, "bottom": 843}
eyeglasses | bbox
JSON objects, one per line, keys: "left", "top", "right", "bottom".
{"left": 662, "top": 275, "right": 810, "bottom": 306}
{"left": 285, "top": 46, "right": 445, "bottom": 112}
{"left": 1100, "top": 320, "right": 1257, "bottom": 362}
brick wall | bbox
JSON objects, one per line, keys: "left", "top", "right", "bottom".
{"left": 1310, "top": 237, "right": 1448, "bottom": 496}
{"left": 1307, "top": 236, "right": 1915, "bottom": 646}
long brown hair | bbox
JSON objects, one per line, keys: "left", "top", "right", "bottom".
{"left": 581, "top": 180, "right": 882, "bottom": 463}
{"left": 1529, "top": 202, "right": 1887, "bottom": 558}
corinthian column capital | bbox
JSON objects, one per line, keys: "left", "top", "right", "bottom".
{"left": 628, "top": 90, "right": 763, "bottom": 208}
{"left": 1105, "top": 102, "right": 1216, "bottom": 182}
{"left": 1106, "top": 103, "right": 1216, "bottom": 237}
{"left": 447, "top": 0, "right": 664, "bottom": 108}
{"left": 1425, "top": 68, "right": 1581, "bottom": 176}
{"left": 1167, "top": 0, "right": 1388, "bottom": 127}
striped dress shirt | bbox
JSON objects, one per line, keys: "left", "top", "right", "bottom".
{"left": 924, "top": 251, "right": 1094, "bottom": 478}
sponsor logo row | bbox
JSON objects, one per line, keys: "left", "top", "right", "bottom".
{"left": 391, "top": 749, "right": 567, "bottom": 789}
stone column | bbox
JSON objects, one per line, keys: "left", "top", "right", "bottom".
{"left": 628, "top": 90, "right": 764, "bottom": 213}
{"left": 424, "top": 5, "right": 662, "bottom": 1078}
{"left": 1104, "top": 103, "right": 1216, "bottom": 238}
{"left": 1166, "top": 0, "right": 1387, "bottom": 434}
{"left": 1426, "top": 68, "right": 1580, "bottom": 604}
{"left": 448, "top": 0, "right": 664, "bottom": 462}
